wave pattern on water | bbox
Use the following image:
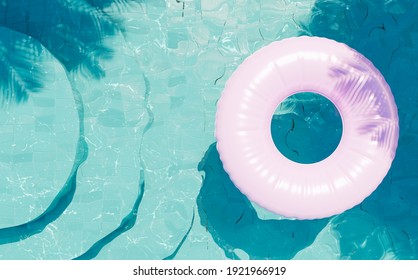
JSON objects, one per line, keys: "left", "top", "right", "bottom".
{"left": 0, "top": 71, "right": 88, "bottom": 245}
{"left": 73, "top": 73, "right": 153, "bottom": 260}
{"left": 163, "top": 209, "right": 195, "bottom": 260}
{"left": 1, "top": 0, "right": 417, "bottom": 260}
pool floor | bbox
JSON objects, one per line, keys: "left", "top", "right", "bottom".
{"left": 0, "top": 0, "right": 417, "bottom": 260}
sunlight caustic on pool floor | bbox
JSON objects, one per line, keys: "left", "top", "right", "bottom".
{"left": 0, "top": 0, "right": 417, "bottom": 260}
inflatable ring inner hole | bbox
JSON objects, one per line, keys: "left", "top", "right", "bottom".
{"left": 270, "top": 91, "right": 343, "bottom": 164}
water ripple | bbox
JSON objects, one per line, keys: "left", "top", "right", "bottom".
{"left": 0, "top": 71, "right": 88, "bottom": 245}
{"left": 163, "top": 209, "right": 195, "bottom": 260}
{"left": 74, "top": 73, "right": 153, "bottom": 259}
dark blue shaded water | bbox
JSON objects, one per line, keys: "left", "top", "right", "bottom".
{"left": 197, "top": 143, "right": 329, "bottom": 259}
{"left": 0, "top": 0, "right": 417, "bottom": 260}
{"left": 197, "top": 0, "right": 418, "bottom": 259}
{"left": 301, "top": 0, "right": 418, "bottom": 259}
{"left": 0, "top": 0, "right": 122, "bottom": 79}
{"left": 270, "top": 92, "right": 343, "bottom": 164}
{"left": 0, "top": 27, "right": 44, "bottom": 103}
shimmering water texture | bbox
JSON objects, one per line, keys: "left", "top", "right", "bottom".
{"left": 0, "top": 0, "right": 417, "bottom": 259}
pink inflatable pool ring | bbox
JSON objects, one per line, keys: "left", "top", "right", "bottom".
{"left": 215, "top": 36, "right": 399, "bottom": 219}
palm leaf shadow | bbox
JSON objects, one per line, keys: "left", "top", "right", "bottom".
{"left": 1, "top": 0, "right": 137, "bottom": 78}
{"left": 298, "top": 0, "right": 418, "bottom": 259}
{"left": 0, "top": 0, "right": 142, "bottom": 102}
{"left": 0, "top": 27, "right": 45, "bottom": 104}
{"left": 86, "top": 0, "right": 141, "bottom": 10}
{"left": 0, "top": 0, "right": 141, "bottom": 246}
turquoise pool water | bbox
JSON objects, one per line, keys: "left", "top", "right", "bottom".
{"left": 0, "top": 0, "right": 417, "bottom": 259}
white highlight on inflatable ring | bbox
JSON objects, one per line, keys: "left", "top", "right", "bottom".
{"left": 215, "top": 36, "right": 399, "bottom": 219}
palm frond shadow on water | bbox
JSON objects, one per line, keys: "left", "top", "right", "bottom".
{"left": 197, "top": 0, "right": 418, "bottom": 260}
{"left": 301, "top": 0, "right": 418, "bottom": 259}
{"left": 0, "top": 27, "right": 45, "bottom": 104}
{"left": 0, "top": 0, "right": 141, "bottom": 246}
{"left": 0, "top": 0, "right": 125, "bottom": 79}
